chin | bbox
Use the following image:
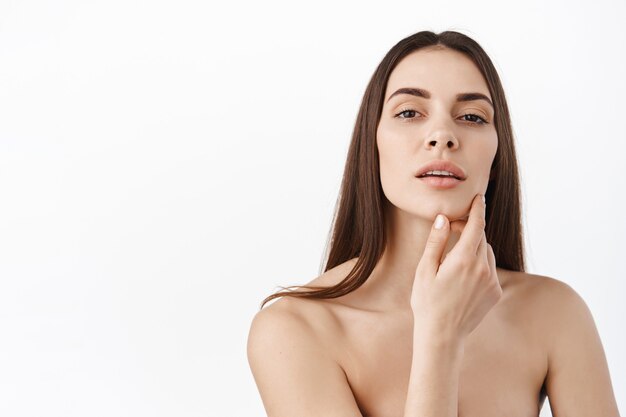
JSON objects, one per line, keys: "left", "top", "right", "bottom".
{"left": 386, "top": 191, "right": 476, "bottom": 222}
{"left": 393, "top": 205, "right": 467, "bottom": 224}
{"left": 422, "top": 200, "right": 469, "bottom": 221}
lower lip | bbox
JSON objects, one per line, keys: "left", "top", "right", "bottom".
{"left": 417, "top": 176, "right": 464, "bottom": 189}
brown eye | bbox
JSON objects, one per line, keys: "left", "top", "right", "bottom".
{"left": 395, "top": 109, "right": 419, "bottom": 119}
{"left": 461, "top": 113, "right": 488, "bottom": 124}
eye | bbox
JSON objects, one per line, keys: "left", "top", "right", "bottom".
{"left": 461, "top": 113, "right": 488, "bottom": 125}
{"left": 394, "top": 108, "right": 420, "bottom": 120}
{"left": 394, "top": 108, "right": 489, "bottom": 125}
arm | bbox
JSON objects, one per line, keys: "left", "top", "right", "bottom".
{"left": 403, "top": 330, "right": 465, "bottom": 417}
{"left": 404, "top": 194, "right": 500, "bottom": 417}
{"left": 543, "top": 279, "right": 621, "bottom": 416}
{"left": 246, "top": 306, "right": 363, "bottom": 417}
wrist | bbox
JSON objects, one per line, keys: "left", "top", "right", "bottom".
{"left": 412, "top": 321, "right": 466, "bottom": 352}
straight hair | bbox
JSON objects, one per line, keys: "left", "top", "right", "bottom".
{"left": 260, "top": 30, "right": 525, "bottom": 310}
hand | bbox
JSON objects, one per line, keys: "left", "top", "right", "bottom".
{"left": 410, "top": 194, "right": 502, "bottom": 344}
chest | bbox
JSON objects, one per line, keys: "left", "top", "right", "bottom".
{"left": 335, "top": 308, "right": 548, "bottom": 417}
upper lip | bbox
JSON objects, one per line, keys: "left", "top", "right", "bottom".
{"left": 415, "top": 160, "right": 466, "bottom": 180}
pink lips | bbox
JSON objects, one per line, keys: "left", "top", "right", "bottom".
{"left": 415, "top": 159, "right": 466, "bottom": 189}
{"left": 415, "top": 159, "right": 466, "bottom": 180}
{"left": 418, "top": 176, "right": 463, "bottom": 189}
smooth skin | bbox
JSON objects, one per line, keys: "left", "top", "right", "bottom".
{"left": 247, "top": 47, "right": 621, "bottom": 417}
{"left": 404, "top": 193, "right": 502, "bottom": 416}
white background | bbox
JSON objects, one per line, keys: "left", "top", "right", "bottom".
{"left": 0, "top": 0, "right": 624, "bottom": 416}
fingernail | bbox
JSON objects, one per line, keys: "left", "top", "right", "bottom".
{"left": 481, "top": 194, "right": 486, "bottom": 204}
{"left": 434, "top": 214, "right": 445, "bottom": 229}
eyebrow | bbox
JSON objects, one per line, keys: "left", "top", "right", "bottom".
{"left": 386, "top": 87, "right": 494, "bottom": 109}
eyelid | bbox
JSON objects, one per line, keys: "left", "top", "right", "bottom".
{"left": 394, "top": 107, "right": 421, "bottom": 117}
{"left": 393, "top": 103, "right": 490, "bottom": 118}
{"left": 463, "top": 107, "right": 491, "bottom": 120}
{"left": 393, "top": 107, "right": 489, "bottom": 124}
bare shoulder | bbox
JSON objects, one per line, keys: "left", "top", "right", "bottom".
{"left": 499, "top": 269, "right": 584, "bottom": 312}
{"left": 249, "top": 257, "right": 360, "bottom": 354}
{"left": 505, "top": 270, "right": 620, "bottom": 415}
{"left": 248, "top": 295, "right": 341, "bottom": 349}
{"left": 494, "top": 269, "right": 591, "bottom": 343}
{"left": 248, "top": 261, "right": 354, "bottom": 357}
{"left": 511, "top": 270, "right": 600, "bottom": 350}
{"left": 247, "top": 295, "right": 363, "bottom": 417}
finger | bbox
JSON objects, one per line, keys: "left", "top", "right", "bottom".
{"left": 417, "top": 213, "right": 451, "bottom": 278}
{"left": 476, "top": 230, "right": 487, "bottom": 258}
{"left": 486, "top": 243, "right": 499, "bottom": 286}
{"left": 457, "top": 193, "right": 486, "bottom": 254}
{"left": 449, "top": 219, "right": 466, "bottom": 235}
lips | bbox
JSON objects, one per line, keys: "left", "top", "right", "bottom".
{"left": 415, "top": 160, "right": 466, "bottom": 180}
{"left": 418, "top": 176, "right": 463, "bottom": 189}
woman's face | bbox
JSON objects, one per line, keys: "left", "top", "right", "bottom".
{"left": 376, "top": 47, "right": 498, "bottom": 222}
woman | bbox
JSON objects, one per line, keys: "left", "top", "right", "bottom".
{"left": 246, "top": 30, "right": 621, "bottom": 417}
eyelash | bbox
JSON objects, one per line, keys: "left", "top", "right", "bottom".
{"left": 394, "top": 108, "right": 489, "bottom": 125}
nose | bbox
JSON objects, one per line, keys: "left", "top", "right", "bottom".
{"left": 424, "top": 131, "right": 459, "bottom": 150}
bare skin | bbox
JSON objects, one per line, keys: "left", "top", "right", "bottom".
{"left": 247, "top": 47, "right": 620, "bottom": 416}
{"left": 255, "top": 256, "right": 617, "bottom": 416}
{"left": 276, "top": 260, "right": 546, "bottom": 416}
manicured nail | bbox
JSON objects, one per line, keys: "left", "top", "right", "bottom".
{"left": 434, "top": 214, "right": 445, "bottom": 229}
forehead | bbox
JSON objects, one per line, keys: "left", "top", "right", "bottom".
{"left": 384, "top": 47, "right": 491, "bottom": 101}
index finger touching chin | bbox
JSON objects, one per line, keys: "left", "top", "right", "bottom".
{"left": 456, "top": 194, "right": 486, "bottom": 253}
{"left": 449, "top": 220, "right": 466, "bottom": 234}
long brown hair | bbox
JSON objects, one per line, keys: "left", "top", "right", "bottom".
{"left": 259, "top": 30, "right": 525, "bottom": 310}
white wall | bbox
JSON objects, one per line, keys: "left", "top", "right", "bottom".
{"left": 0, "top": 1, "right": 623, "bottom": 416}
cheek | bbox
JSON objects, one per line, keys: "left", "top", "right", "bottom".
{"left": 377, "top": 131, "right": 411, "bottom": 178}
{"left": 376, "top": 128, "right": 413, "bottom": 195}
{"left": 477, "top": 130, "right": 498, "bottom": 156}
{"left": 481, "top": 134, "right": 498, "bottom": 178}
{"left": 488, "top": 134, "right": 498, "bottom": 166}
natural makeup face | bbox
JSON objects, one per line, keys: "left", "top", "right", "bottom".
{"left": 377, "top": 47, "right": 498, "bottom": 223}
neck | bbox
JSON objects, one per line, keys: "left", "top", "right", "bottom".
{"left": 362, "top": 201, "right": 462, "bottom": 312}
